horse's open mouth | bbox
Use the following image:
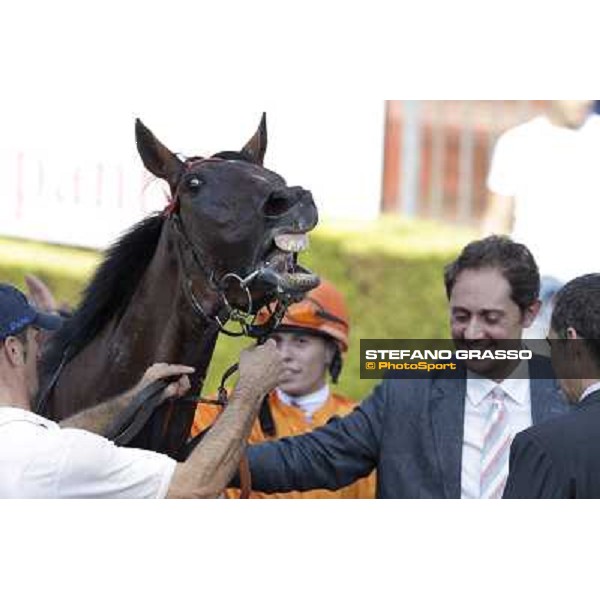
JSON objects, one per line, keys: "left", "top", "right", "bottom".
{"left": 257, "top": 233, "right": 320, "bottom": 298}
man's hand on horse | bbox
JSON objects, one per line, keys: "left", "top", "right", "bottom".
{"left": 238, "top": 339, "right": 284, "bottom": 397}
{"left": 137, "top": 363, "right": 195, "bottom": 401}
{"left": 25, "top": 274, "right": 73, "bottom": 316}
{"left": 25, "top": 274, "right": 59, "bottom": 313}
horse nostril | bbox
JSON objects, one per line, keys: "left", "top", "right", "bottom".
{"left": 263, "top": 191, "right": 294, "bottom": 218}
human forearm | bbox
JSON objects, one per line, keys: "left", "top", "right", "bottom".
{"left": 59, "top": 390, "right": 134, "bottom": 434}
{"left": 166, "top": 340, "right": 283, "bottom": 499}
{"left": 59, "top": 363, "right": 195, "bottom": 435}
{"left": 167, "top": 381, "right": 265, "bottom": 498}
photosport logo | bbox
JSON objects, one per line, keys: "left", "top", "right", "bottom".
{"left": 360, "top": 339, "right": 536, "bottom": 380}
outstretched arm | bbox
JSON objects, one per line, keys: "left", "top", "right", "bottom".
{"left": 166, "top": 340, "right": 283, "bottom": 499}
{"left": 238, "top": 380, "right": 386, "bottom": 494}
{"left": 60, "top": 363, "right": 194, "bottom": 434}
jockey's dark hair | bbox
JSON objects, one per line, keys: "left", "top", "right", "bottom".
{"left": 444, "top": 235, "right": 540, "bottom": 313}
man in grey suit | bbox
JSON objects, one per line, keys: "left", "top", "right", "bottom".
{"left": 242, "top": 236, "right": 570, "bottom": 498}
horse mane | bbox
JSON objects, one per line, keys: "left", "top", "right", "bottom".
{"left": 42, "top": 214, "right": 165, "bottom": 375}
{"left": 42, "top": 152, "right": 253, "bottom": 379}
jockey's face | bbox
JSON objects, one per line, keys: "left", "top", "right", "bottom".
{"left": 269, "top": 331, "right": 333, "bottom": 397}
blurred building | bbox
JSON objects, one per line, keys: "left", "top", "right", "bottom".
{"left": 381, "top": 100, "right": 549, "bottom": 226}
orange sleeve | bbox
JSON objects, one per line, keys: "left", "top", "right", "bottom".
{"left": 190, "top": 402, "right": 222, "bottom": 438}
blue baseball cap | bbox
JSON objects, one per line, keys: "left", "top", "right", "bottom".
{"left": 0, "top": 283, "right": 63, "bottom": 339}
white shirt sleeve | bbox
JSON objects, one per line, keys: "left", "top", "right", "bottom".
{"left": 51, "top": 429, "right": 176, "bottom": 498}
{"left": 487, "top": 129, "right": 519, "bottom": 197}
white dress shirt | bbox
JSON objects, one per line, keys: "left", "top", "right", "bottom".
{"left": 461, "top": 362, "right": 532, "bottom": 499}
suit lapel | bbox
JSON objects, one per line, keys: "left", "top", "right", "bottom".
{"left": 430, "top": 372, "right": 466, "bottom": 499}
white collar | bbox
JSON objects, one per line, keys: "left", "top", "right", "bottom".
{"left": 276, "top": 385, "right": 330, "bottom": 417}
{"left": 466, "top": 361, "right": 530, "bottom": 407}
{"left": 580, "top": 381, "right": 600, "bottom": 402}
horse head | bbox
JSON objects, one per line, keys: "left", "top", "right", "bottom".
{"left": 39, "top": 115, "right": 321, "bottom": 457}
{"left": 135, "top": 114, "right": 319, "bottom": 323}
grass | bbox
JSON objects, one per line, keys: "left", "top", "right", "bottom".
{"left": 0, "top": 216, "right": 476, "bottom": 400}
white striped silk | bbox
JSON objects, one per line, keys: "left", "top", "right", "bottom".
{"left": 480, "top": 387, "right": 512, "bottom": 499}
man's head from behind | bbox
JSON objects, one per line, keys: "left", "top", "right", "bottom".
{"left": 256, "top": 279, "right": 349, "bottom": 397}
{"left": 0, "top": 284, "right": 62, "bottom": 405}
{"left": 549, "top": 274, "right": 600, "bottom": 401}
{"left": 444, "top": 236, "right": 540, "bottom": 378}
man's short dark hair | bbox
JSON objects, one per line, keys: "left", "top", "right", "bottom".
{"left": 444, "top": 235, "right": 540, "bottom": 312}
{"left": 551, "top": 274, "right": 600, "bottom": 364}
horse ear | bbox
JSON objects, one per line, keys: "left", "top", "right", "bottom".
{"left": 241, "top": 112, "right": 267, "bottom": 165}
{"left": 135, "top": 119, "right": 184, "bottom": 185}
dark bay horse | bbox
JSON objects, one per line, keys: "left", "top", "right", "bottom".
{"left": 39, "top": 115, "right": 319, "bottom": 459}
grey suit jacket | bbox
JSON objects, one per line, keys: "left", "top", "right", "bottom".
{"left": 245, "top": 355, "right": 570, "bottom": 498}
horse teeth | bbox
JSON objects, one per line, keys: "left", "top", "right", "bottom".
{"left": 274, "top": 233, "right": 309, "bottom": 253}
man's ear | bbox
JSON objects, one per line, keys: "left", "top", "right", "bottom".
{"left": 3, "top": 337, "right": 25, "bottom": 367}
{"left": 521, "top": 299, "right": 542, "bottom": 329}
{"left": 565, "top": 326, "right": 592, "bottom": 371}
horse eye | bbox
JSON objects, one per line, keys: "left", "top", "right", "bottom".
{"left": 187, "top": 177, "right": 202, "bottom": 191}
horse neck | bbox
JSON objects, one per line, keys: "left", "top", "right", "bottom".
{"left": 51, "top": 220, "right": 221, "bottom": 418}
{"left": 117, "top": 218, "right": 222, "bottom": 381}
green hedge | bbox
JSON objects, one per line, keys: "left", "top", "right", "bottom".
{"left": 0, "top": 217, "right": 475, "bottom": 400}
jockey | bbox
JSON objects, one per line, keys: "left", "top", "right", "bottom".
{"left": 191, "top": 279, "right": 375, "bottom": 499}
